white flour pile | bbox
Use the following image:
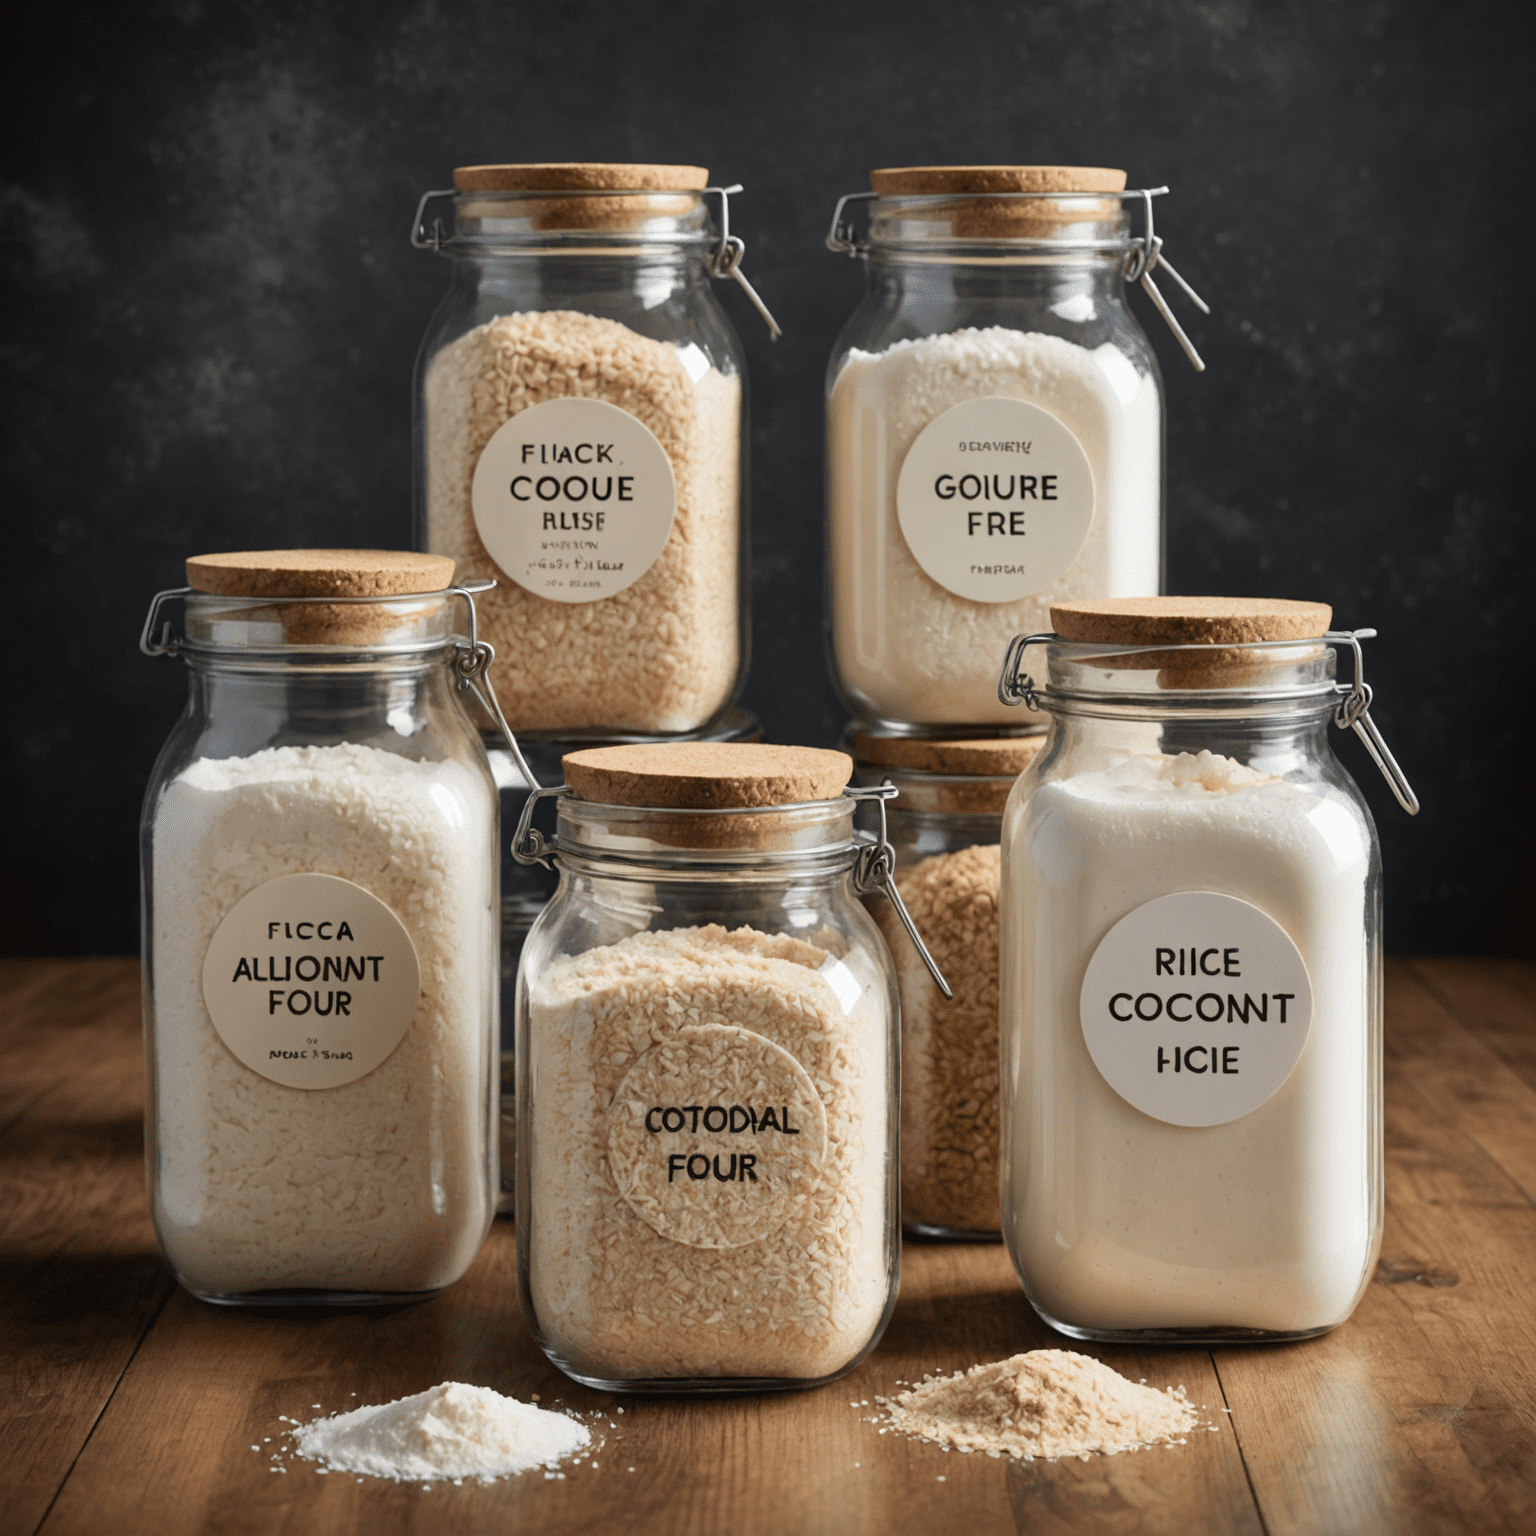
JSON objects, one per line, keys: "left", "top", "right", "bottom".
{"left": 876, "top": 1350, "right": 1199, "bottom": 1461}
{"left": 290, "top": 1382, "right": 589, "bottom": 1483}
{"left": 424, "top": 309, "right": 741, "bottom": 733}
{"left": 526, "top": 924, "right": 890, "bottom": 1381}
{"left": 150, "top": 742, "right": 496, "bottom": 1297}
{"left": 827, "top": 326, "right": 1159, "bottom": 725}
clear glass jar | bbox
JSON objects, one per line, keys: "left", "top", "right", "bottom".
{"left": 139, "top": 564, "right": 500, "bottom": 1306}
{"left": 997, "top": 620, "right": 1418, "bottom": 1342}
{"left": 854, "top": 735, "right": 1043, "bottom": 1240}
{"left": 513, "top": 751, "right": 905, "bottom": 1392}
{"left": 824, "top": 168, "right": 1174, "bottom": 731}
{"left": 412, "top": 165, "right": 760, "bottom": 738}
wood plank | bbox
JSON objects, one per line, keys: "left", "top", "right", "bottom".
{"left": 0, "top": 963, "right": 173, "bottom": 1536}
{"left": 1410, "top": 958, "right": 1536, "bottom": 1097}
{"left": 1213, "top": 961, "right": 1536, "bottom": 1536}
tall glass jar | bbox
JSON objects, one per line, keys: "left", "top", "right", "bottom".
{"left": 412, "top": 163, "right": 767, "bottom": 738}
{"left": 824, "top": 165, "right": 1181, "bottom": 731}
{"left": 512, "top": 744, "right": 916, "bottom": 1393}
{"left": 139, "top": 551, "right": 501, "bottom": 1306}
{"left": 853, "top": 733, "right": 1043, "bottom": 1240}
{"left": 996, "top": 598, "right": 1419, "bottom": 1342}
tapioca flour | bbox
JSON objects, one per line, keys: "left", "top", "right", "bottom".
{"left": 1000, "top": 750, "right": 1378, "bottom": 1334}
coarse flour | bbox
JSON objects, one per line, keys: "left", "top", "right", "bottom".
{"left": 827, "top": 326, "right": 1160, "bottom": 725}
{"left": 526, "top": 925, "right": 890, "bottom": 1381}
{"left": 150, "top": 743, "right": 496, "bottom": 1296}
{"left": 1001, "top": 750, "right": 1377, "bottom": 1333}
{"left": 424, "top": 310, "right": 741, "bottom": 733}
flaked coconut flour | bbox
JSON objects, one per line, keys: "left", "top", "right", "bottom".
{"left": 526, "top": 924, "right": 890, "bottom": 1381}
{"left": 877, "top": 843, "right": 1003, "bottom": 1233}
{"left": 150, "top": 742, "right": 495, "bottom": 1296}
{"left": 875, "top": 1350, "right": 1200, "bottom": 1461}
{"left": 827, "top": 326, "right": 1160, "bottom": 725}
{"left": 424, "top": 310, "right": 741, "bottom": 733}
{"left": 287, "top": 1382, "right": 589, "bottom": 1484}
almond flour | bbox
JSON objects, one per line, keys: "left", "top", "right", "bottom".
{"left": 876, "top": 1349, "right": 1199, "bottom": 1461}
{"left": 423, "top": 310, "right": 741, "bottom": 733}
{"left": 525, "top": 924, "right": 890, "bottom": 1381}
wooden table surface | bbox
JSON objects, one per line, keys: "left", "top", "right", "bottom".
{"left": 3, "top": 957, "right": 1534, "bottom": 1535}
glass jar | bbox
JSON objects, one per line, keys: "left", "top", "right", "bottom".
{"left": 853, "top": 733, "right": 1043, "bottom": 1240}
{"left": 412, "top": 163, "right": 775, "bottom": 738}
{"left": 824, "top": 166, "right": 1205, "bottom": 731}
{"left": 512, "top": 743, "right": 926, "bottom": 1392}
{"left": 138, "top": 552, "right": 502, "bottom": 1306}
{"left": 995, "top": 599, "right": 1419, "bottom": 1342}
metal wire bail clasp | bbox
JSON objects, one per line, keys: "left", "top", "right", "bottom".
{"left": 998, "top": 633, "right": 1058, "bottom": 710}
{"left": 1327, "top": 630, "right": 1420, "bottom": 815}
{"left": 846, "top": 783, "right": 952, "bottom": 999}
{"left": 703, "top": 185, "right": 782, "bottom": 340}
{"left": 1124, "top": 188, "right": 1211, "bottom": 373}
{"left": 140, "top": 587, "right": 192, "bottom": 656}
{"left": 512, "top": 785, "right": 570, "bottom": 869}
{"left": 448, "top": 582, "right": 543, "bottom": 795}
{"left": 410, "top": 189, "right": 458, "bottom": 251}
{"left": 825, "top": 190, "right": 877, "bottom": 256}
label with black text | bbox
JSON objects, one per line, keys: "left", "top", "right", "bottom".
{"left": 201, "top": 873, "right": 421, "bottom": 1090}
{"left": 471, "top": 396, "right": 677, "bottom": 603}
{"left": 1079, "top": 892, "right": 1313, "bottom": 1127}
{"left": 895, "top": 396, "right": 1095, "bottom": 603}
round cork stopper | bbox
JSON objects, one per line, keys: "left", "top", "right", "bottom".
{"left": 563, "top": 743, "right": 852, "bottom": 810}
{"left": 453, "top": 163, "right": 709, "bottom": 193}
{"left": 869, "top": 166, "right": 1127, "bottom": 195}
{"left": 852, "top": 733, "right": 1045, "bottom": 777}
{"left": 1051, "top": 597, "right": 1333, "bottom": 646}
{"left": 186, "top": 550, "right": 456, "bottom": 599}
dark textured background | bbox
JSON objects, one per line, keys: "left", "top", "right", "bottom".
{"left": 2, "top": 0, "right": 1530, "bottom": 955}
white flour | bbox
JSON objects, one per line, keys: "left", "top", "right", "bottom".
{"left": 827, "top": 326, "right": 1159, "bottom": 725}
{"left": 150, "top": 742, "right": 496, "bottom": 1296}
{"left": 1001, "top": 750, "right": 1377, "bottom": 1333}
{"left": 291, "top": 1382, "right": 589, "bottom": 1483}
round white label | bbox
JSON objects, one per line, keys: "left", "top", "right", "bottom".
{"left": 471, "top": 396, "right": 677, "bottom": 603}
{"left": 201, "top": 873, "right": 422, "bottom": 1090}
{"left": 605, "top": 1024, "right": 828, "bottom": 1249}
{"left": 895, "top": 396, "right": 1095, "bottom": 603}
{"left": 1079, "top": 892, "right": 1313, "bottom": 1128}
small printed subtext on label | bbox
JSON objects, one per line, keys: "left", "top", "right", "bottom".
{"left": 1079, "top": 892, "right": 1314, "bottom": 1128}
{"left": 201, "top": 873, "right": 421, "bottom": 1091}
{"left": 606, "top": 1024, "right": 829, "bottom": 1249}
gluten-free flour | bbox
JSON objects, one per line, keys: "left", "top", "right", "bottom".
{"left": 827, "top": 327, "right": 1159, "bottom": 725}
{"left": 287, "top": 1383, "right": 589, "bottom": 1484}
{"left": 525, "top": 924, "right": 890, "bottom": 1381}
{"left": 424, "top": 310, "right": 741, "bottom": 733}
{"left": 150, "top": 742, "right": 496, "bottom": 1297}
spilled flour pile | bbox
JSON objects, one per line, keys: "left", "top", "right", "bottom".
{"left": 290, "top": 1382, "right": 590, "bottom": 1484}
{"left": 876, "top": 1350, "right": 1200, "bottom": 1461}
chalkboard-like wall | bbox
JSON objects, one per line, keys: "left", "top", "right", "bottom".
{"left": 2, "top": 0, "right": 1530, "bottom": 955}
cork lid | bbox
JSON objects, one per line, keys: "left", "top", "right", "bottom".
{"left": 852, "top": 733, "right": 1046, "bottom": 777}
{"left": 187, "top": 550, "right": 456, "bottom": 599}
{"left": 563, "top": 743, "right": 853, "bottom": 810}
{"left": 453, "top": 163, "right": 709, "bottom": 193}
{"left": 1051, "top": 597, "right": 1333, "bottom": 646}
{"left": 870, "top": 166, "right": 1127, "bottom": 195}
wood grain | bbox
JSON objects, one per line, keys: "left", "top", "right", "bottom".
{"left": 5, "top": 958, "right": 1536, "bottom": 1536}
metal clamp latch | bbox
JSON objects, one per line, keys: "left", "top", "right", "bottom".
{"left": 846, "top": 783, "right": 952, "bottom": 999}
{"left": 703, "top": 184, "right": 781, "bottom": 340}
{"left": 997, "top": 632, "right": 1057, "bottom": 711}
{"left": 447, "top": 583, "right": 543, "bottom": 795}
{"left": 410, "top": 189, "right": 457, "bottom": 251}
{"left": 1327, "top": 630, "right": 1419, "bottom": 815}
{"left": 140, "top": 587, "right": 192, "bottom": 656}
{"left": 512, "top": 785, "right": 570, "bottom": 870}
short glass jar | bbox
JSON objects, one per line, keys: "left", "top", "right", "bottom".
{"left": 513, "top": 744, "right": 921, "bottom": 1392}
{"left": 139, "top": 551, "right": 501, "bottom": 1306}
{"left": 824, "top": 165, "right": 1197, "bottom": 731}
{"left": 412, "top": 163, "right": 772, "bottom": 738}
{"left": 854, "top": 732, "right": 1043, "bottom": 1240}
{"left": 996, "top": 598, "right": 1418, "bottom": 1342}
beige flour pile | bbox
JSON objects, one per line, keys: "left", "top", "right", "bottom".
{"left": 526, "top": 924, "right": 890, "bottom": 1381}
{"left": 877, "top": 844, "right": 1002, "bottom": 1233}
{"left": 150, "top": 743, "right": 496, "bottom": 1296}
{"left": 878, "top": 1350, "right": 1199, "bottom": 1461}
{"left": 424, "top": 310, "right": 741, "bottom": 732}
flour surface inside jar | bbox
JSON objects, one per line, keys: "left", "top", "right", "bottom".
{"left": 1002, "top": 748, "right": 1377, "bottom": 1335}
